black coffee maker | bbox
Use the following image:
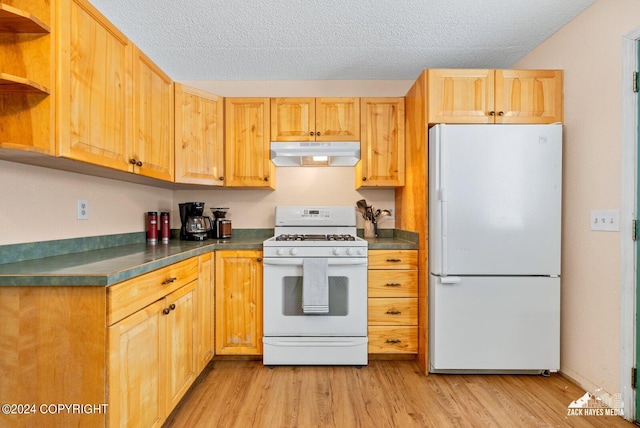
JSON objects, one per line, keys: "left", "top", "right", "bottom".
{"left": 178, "top": 202, "right": 211, "bottom": 241}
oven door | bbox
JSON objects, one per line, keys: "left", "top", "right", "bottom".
{"left": 263, "top": 257, "right": 367, "bottom": 336}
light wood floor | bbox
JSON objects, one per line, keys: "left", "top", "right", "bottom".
{"left": 163, "top": 360, "right": 635, "bottom": 428}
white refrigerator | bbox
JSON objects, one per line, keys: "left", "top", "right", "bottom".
{"left": 428, "top": 124, "right": 562, "bottom": 374}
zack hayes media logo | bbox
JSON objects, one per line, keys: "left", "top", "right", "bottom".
{"left": 567, "top": 391, "right": 624, "bottom": 417}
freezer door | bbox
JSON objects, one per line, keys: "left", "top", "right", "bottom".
{"left": 429, "top": 274, "right": 560, "bottom": 372}
{"left": 429, "top": 124, "right": 562, "bottom": 276}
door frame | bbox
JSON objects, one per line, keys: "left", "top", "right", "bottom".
{"left": 620, "top": 28, "right": 640, "bottom": 420}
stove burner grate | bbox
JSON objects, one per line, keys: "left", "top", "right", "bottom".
{"left": 275, "top": 234, "right": 356, "bottom": 242}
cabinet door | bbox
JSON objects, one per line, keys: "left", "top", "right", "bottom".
{"left": 357, "top": 98, "right": 405, "bottom": 187}
{"left": 270, "top": 97, "right": 315, "bottom": 141}
{"left": 315, "top": 97, "right": 360, "bottom": 141}
{"left": 132, "top": 46, "right": 174, "bottom": 181}
{"left": 165, "top": 281, "right": 197, "bottom": 412}
{"left": 427, "top": 69, "right": 494, "bottom": 124}
{"left": 57, "top": 0, "right": 133, "bottom": 172}
{"left": 215, "top": 250, "right": 263, "bottom": 355}
{"left": 108, "top": 299, "right": 165, "bottom": 428}
{"left": 197, "top": 253, "right": 215, "bottom": 371}
{"left": 495, "top": 70, "right": 563, "bottom": 124}
{"left": 224, "top": 98, "right": 275, "bottom": 188}
{"left": 174, "top": 84, "right": 224, "bottom": 185}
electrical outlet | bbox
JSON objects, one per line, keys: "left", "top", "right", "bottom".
{"left": 77, "top": 198, "right": 89, "bottom": 220}
{"left": 590, "top": 209, "right": 619, "bottom": 231}
{"left": 385, "top": 208, "right": 395, "bottom": 220}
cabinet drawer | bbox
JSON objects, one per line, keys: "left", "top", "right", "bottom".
{"left": 368, "top": 326, "right": 418, "bottom": 353}
{"left": 368, "top": 270, "right": 418, "bottom": 298}
{"left": 108, "top": 258, "right": 198, "bottom": 325}
{"left": 368, "top": 298, "right": 418, "bottom": 325}
{"left": 368, "top": 250, "right": 418, "bottom": 270}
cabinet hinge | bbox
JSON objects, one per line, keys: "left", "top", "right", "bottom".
{"left": 632, "top": 367, "right": 637, "bottom": 389}
{"left": 634, "top": 71, "right": 639, "bottom": 93}
{"left": 633, "top": 219, "right": 638, "bottom": 241}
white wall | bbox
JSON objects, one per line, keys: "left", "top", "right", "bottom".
{"left": 514, "top": 0, "right": 640, "bottom": 398}
{"left": 0, "top": 80, "right": 409, "bottom": 246}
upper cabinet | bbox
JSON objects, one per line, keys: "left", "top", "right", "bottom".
{"left": 271, "top": 97, "right": 360, "bottom": 142}
{"left": 427, "top": 69, "right": 563, "bottom": 124}
{"left": 131, "top": 46, "right": 174, "bottom": 181}
{"left": 175, "top": 84, "right": 224, "bottom": 186}
{"left": 56, "top": 0, "right": 134, "bottom": 172}
{"left": 0, "top": 1, "right": 54, "bottom": 154}
{"left": 225, "top": 98, "right": 275, "bottom": 188}
{"left": 357, "top": 98, "right": 405, "bottom": 188}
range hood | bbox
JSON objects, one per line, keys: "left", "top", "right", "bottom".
{"left": 270, "top": 142, "right": 360, "bottom": 167}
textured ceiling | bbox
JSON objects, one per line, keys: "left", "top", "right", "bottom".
{"left": 88, "top": 0, "right": 595, "bottom": 81}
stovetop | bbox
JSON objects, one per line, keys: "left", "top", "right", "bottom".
{"left": 275, "top": 234, "right": 357, "bottom": 242}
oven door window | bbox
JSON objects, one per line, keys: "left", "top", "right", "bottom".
{"left": 282, "top": 276, "right": 348, "bottom": 316}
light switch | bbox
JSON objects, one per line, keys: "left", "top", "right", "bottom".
{"left": 590, "top": 209, "right": 619, "bottom": 231}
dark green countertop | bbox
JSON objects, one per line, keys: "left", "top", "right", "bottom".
{"left": 0, "top": 229, "right": 418, "bottom": 287}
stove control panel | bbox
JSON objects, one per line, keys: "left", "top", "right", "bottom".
{"left": 263, "top": 246, "right": 367, "bottom": 258}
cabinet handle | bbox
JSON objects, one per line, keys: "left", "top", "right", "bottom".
{"left": 386, "top": 259, "right": 401, "bottom": 263}
{"left": 316, "top": 131, "right": 321, "bottom": 136}
{"left": 162, "top": 308, "right": 171, "bottom": 315}
{"left": 498, "top": 111, "right": 504, "bottom": 116}
{"left": 385, "top": 339, "right": 402, "bottom": 344}
{"left": 310, "top": 131, "right": 315, "bottom": 136}
{"left": 136, "top": 161, "right": 143, "bottom": 167}
{"left": 264, "top": 177, "right": 269, "bottom": 181}
{"left": 362, "top": 177, "right": 367, "bottom": 181}
{"left": 169, "top": 303, "right": 176, "bottom": 311}
{"left": 129, "top": 158, "right": 137, "bottom": 165}
{"left": 489, "top": 111, "right": 496, "bottom": 116}
{"left": 162, "top": 277, "right": 177, "bottom": 285}
{"left": 385, "top": 283, "right": 401, "bottom": 287}
{"left": 386, "top": 310, "right": 402, "bottom": 315}
{"left": 219, "top": 176, "right": 225, "bottom": 181}
{"left": 257, "top": 257, "right": 263, "bottom": 262}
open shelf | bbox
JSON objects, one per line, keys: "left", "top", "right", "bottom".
{"left": 0, "top": 73, "right": 49, "bottom": 94}
{"left": 0, "top": 3, "right": 50, "bottom": 33}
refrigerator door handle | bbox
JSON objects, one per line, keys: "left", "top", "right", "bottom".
{"left": 441, "top": 196, "right": 448, "bottom": 275}
{"left": 440, "top": 276, "right": 461, "bottom": 284}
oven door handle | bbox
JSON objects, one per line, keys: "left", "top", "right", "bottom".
{"left": 263, "top": 258, "right": 367, "bottom": 266}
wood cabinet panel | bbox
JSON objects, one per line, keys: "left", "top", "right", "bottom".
{"left": 368, "top": 298, "right": 418, "bottom": 325}
{"left": 357, "top": 97, "right": 405, "bottom": 187}
{"left": 165, "top": 281, "right": 197, "bottom": 412}
{"left": 427, "top": 69, "right": 563, "bottom": 124}
{"left": 495, "top": 70, "right": 563, "bottom": 124}
{"left": 368, "top": 250, "right": 418, "bottom": 270}
{"left": 0, "top": 286, "right": 107, "bottom": 428}
{"left": 225, "top": 98, "right": 274, "bottom": 188}
{"left": 215, "top": 250, "right": 263, "bottom": 355}
{"left": 57, "top": 0, "right": 133, "bottom": 172}
{"left": 270, "top": 97, "right": 315, "bottom": 141}
{"left": 175, "top": 84, "right": 225, "bottom": 185}
{"left": 368, "top": 326, "right": 418, "bottom": 353}
{"left": 427, "top": 69, "right": 494, "bottom": 124}
{"left": 197, "top": 253, "right": 215, "bottom": 372}
{"left": 315, "top": 97, "right": 360, "bottom": 141}
{"left": 107, "top": 257, "right": 198, "bottom": 325}
{"left": 108, "top": 298, "right": 165, "bottom": 428}
{"left": 368, "top": 270, "right": 418, "bottom": 298}
{"left": 132, "top": 46, "right": 174, "bottom": 180}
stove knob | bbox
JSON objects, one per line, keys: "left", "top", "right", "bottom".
{"left": 276, "top": 248, "right": 285, "bottom": 256}
{"left": 346, "top": 248, "right": 354, "bottom": 255}
{"left": 332, "top": 248, "right": 342, "bottom": 256}
{"left": 290, "top": 248, "right": 298, "bottom": 256}
{"left": 357, "top": 248, "right": 366, "bottom": 256}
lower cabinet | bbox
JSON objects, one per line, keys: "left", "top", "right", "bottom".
{"left": 107, "top": 260, "right": 198, "bottom": 428}
{"left": 215, "top": 250, "right": 263, "bottom": 355}
{"left": 367, "top": 249, "right": 419, "bottom": 354}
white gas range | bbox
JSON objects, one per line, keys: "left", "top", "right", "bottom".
{"left": 262, "top": 206, "right": 369, "bottom": 366}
